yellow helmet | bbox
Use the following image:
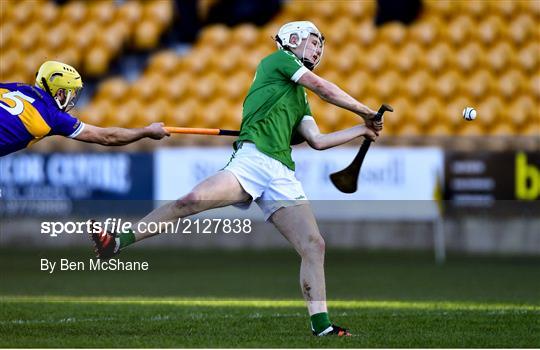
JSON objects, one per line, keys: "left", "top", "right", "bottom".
{"left": 35, "top": 61, "right": 83, "bottom": 111}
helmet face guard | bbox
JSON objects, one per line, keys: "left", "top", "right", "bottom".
{"left": 61, "top": 87, "right": 82, "bottom": 112}
{"left": 275, "top": 21, "right": 325, "bottom": 70}
{"left": 299, "top": 33, "right": 324, "bottom": 70}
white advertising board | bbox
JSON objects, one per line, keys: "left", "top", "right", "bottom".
{"left": 155, "top": 146, "right": 443, "bottom": 220}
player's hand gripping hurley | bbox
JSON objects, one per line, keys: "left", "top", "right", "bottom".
{"left": 330, "top": 104, "right": 393, "bottom": 194}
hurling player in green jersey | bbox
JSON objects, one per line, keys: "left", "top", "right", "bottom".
{"left": 93, "top": 21, "right": 383, "bottom": 337}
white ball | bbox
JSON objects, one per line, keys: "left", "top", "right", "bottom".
{"left": 462, "top": 107, "right": 477, "bottom": 121}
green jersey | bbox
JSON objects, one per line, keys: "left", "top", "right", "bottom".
{"left": 235, "top": 49, "right": 312, "bottom": 171}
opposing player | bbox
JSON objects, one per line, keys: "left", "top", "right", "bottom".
{"left": 0, "top": 61, "right": 169, "bottom": 157}
{"left": 92, "top": 21, "right": 383, "bottom": 336}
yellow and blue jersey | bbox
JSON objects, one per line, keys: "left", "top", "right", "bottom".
{"left": 0, "top": 82, "right": 83, "bottom": 156}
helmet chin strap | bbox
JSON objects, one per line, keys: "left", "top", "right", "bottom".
{"left": 54, "top": 90, "right": 72, "bottom": 111}
{"left": 300, "top": 43, "right": 315, "bottom": 71}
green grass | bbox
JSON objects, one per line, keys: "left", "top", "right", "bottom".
{"left": 1, "top": 248, "right": 539, "bottom": 347}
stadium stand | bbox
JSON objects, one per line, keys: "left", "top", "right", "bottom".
{"left": 0, "top": 0, "right": 174, "bottom": 80}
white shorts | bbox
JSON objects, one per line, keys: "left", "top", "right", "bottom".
{"left": 223, "top": 142, "right": 307, "bottom": 220}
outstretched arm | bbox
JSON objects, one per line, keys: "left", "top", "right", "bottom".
{"left": 298, "top": 71, "right": 384, "bottom": 133}
{"left": 74, "top": 122, "right": 169, "bottom": 146}
{"left": 298, "top": 71, "right": 377, "bottom": 120}
{"left": 297, "top": 118, "right": 378, "bottom": 151}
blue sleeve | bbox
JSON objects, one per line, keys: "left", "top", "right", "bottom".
{"left": 49, "top": 108, "right": 83, "bottom": 137}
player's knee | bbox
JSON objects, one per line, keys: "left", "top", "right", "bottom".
{"left": 175, "top": 191, "right": 202, "bottom": 211}
{"left": 302, "top": 234, "right": 325, "bottom": 260}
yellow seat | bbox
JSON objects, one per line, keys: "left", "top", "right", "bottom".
{"left": 18, "top": 23, "right": 42, "bottom": 51}
{"left": 476, "top": 96, "right": 503, "bottom": 130}
{"left": 113, "top": 99, "right": 144, "bottom": 127}
{"left": 0, "top": 22, "right": 14, "bottom": 51}
{"left": 486, "top": 42, "right": 515, "bottom": 73}
{"left": 130, "top": 73, "right": 161, "bottom": 102}
{"left": 180, "top": 47, "right": 212, "bottom": 74}
{"left": 404, "top": 71, "right": 433, "bottom": 101}
{"left": 55, "top": 46, "right": 82, "bottom": 69}
{"left": 373, "top": 70, "right": 400, "bottom": 100}
{"left": 498, "top": 69, "right": 526, "bottom": 100}
{"left": 195, "top": 73, "right": 221, "bottom": 101}
{"left": 83, "top": 44, "right": 111, "bottom": 77}
{"left": 521, "top": 122, "right": 540, "bottom": 137}
{"left": 463, "top": 69, "right": 496, "bottom": 100}
{"left": 459, "top": 0, "right": 487, "bottom": 20}
{"left": 89, "top": 1, "right": 115, "bottom": 24}
{"left": 342, "top": 71, "right": 372, "bottom": 100}
{"left": 425, "top": 0, "right": 459, "bottom": 19}
{"left": 310, "top": 1, "right": 338, "bottom": 21}
{"left": 458, "top": 121, "right": 485, "bottom": 136}
{"left": 79, "top": 99, "right": 113, "bottom": 126}
{"left": 94, "top": 24, "right": 126, "bottom": 55}
{"left": 198, "top": 98, "right": 230, "bottom": 129}
{"left": 134, "top": 19, "right": 161, "bottom": 50}
{"left": 386, "top": 97, "right": 412, "bottom": 131}
{"left": 444, "top": 96, "right": 472, "bottom": 130}
{"left": 363, "top": 44, "right": 392, "bottom": 74}
{"left": 333, "top": 44, "right": 361, "bottom": 74}
{"left": 144, "top": 0, "right": 173, "bottom": 29}
{"left": 350, "top": 21, "right": 377, "bottom": 48}
{"left": 379, "top": 22, "right": 407, "bottom": 49}
{"left": 456, "top": 42, "right": 484, "bottom": 73}
{"left": 60, "top": 0, "right": 87, "bottom": 25}
{"left": 394, "top": 43, "right": 424, "bottom": 74}
{"left": 492, "top": 0, "right": 519, "bottom": 19}
{"left": 446, "top": 15, "right": 474, "bottom": 47}
{"left": 326, "top": 17, "right": 354, "bottom": 45}
{"left": 198, "top": 25, "right": 231, "bottom": 49}
{"left": 0, "top": 49, "right": 18, "bottom": 78}
{"left": 240, "top": 46, "right": 272, "bottom": 72}
{"left": 530, "top": 75, "right": 540, "bottom": 100}
{"left": 508, "top": 96, "right": 536, "bottom": 128}
{"left": 209, "top": 46, "right": 242, "bottom": 75}
{"left": 508, "top": 14, "right": 535, "bottom": 46}
{"left": 338, "top": 0, "right": 375, "bottom": 20}
{"left": 11, "top": 1, "right": 36, "bottom": 24}
{"left": 425, "top": 42, "right": 453, "bottom": 74}
{"left": 520, "top": 0, "right": 540, "bottom": 17}
{"left": 490, "top": 122, "right": 514, "bottom": 136}
{"left": 427, "top": 123, "right": 454, "bottom": 136}
{"left": 165, "top": 73, "right": 191, "bottom": 102}
{"left": 231, "top": 24, "right": 259, "bottom": 49}
{"left": 415, "top": 97, "right": 443, "bottom": 131}
{"left": 219, "top": 71, "right": 251, "bottom": 102}
{"left": 397, "top": 124, "right": 422, "bottom": 137}
{"left": 435, "top": 69, "right": 462, "bottom": 100}
{"left": 118, "top": 0, "right": 143, "bottom": 25}
{"left": 147, "top": 50, "right": 180, "bottom": 76}
{"left": 476, "top": 15, "right": 506, "bottom": 47}
{"left": 410, "top": 18, "right": 443, "bottom": 47}
{"left": 76, "top": 21, "right": 100, "bottom": 51}
{"left": 40, "top": 1, "right": 58, "bottom": 25}
{"left": 96, "top": 77, "right": 130, "bottom": 101}
{"left": 517, "top": 43, "right": 539, "bottom": 73}
{"left": 168, "top": 99, "right": 199, "bottom": 127}
{"left": 137, "top": 98, "right": 171, "bottom": 126}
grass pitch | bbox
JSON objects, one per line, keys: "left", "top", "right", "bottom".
{"left": 1, "top": 249, "right": 539, "bottom": 347}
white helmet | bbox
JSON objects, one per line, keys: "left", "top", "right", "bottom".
{"left": 275, "top": 21, "right": 325, "bottom": 70}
